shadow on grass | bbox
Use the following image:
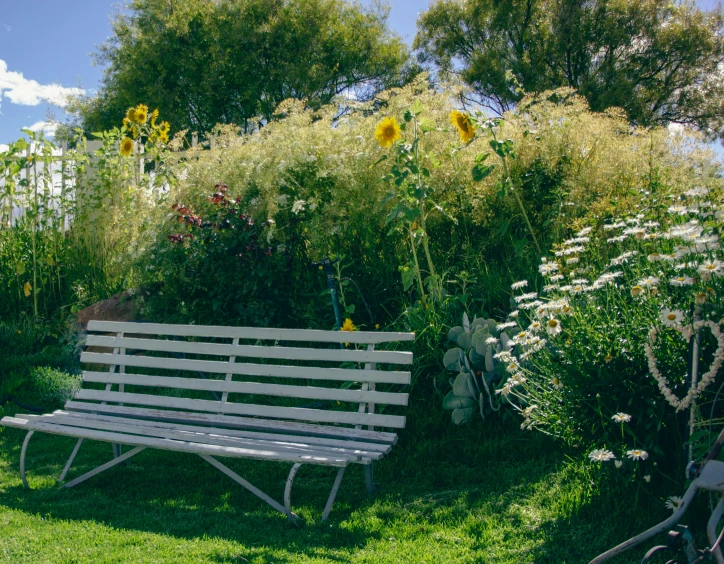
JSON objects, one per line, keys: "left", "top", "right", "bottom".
{"left": 0, "top": 409, "right": 671, "bottom": 563}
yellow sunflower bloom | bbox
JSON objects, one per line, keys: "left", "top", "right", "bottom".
{"left": 120, "top": 137, "right": 134, "bottom": 157}
{"left": 159, "top": 131, "right": 169, "bottom": 144}
{"left": 374, "top": 116, "right": 401, "bottom": 148}
{"left": 450, "top": 110, "right": 475, "bottom": 143}
{"left": 134, "top": 104, "right": 149, "bottom": 124}
{"left": 125, "top": 107, "right": 137, "bottom": 123}
{"left": 159, "top": 121, "right": 171, "bottom": 134}
{"left": 340, "top": 318, "right": 356, "bottom": 332}
{"left": 122, "top": 116, "right": 132, "bottom": 128}
{"left": 23, "top": 281, "right": 32, "bottom": 297}
{"left": 150, "top": 108, "right": 159, "bottom": 128}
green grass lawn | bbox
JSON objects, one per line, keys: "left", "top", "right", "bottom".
{"left": 0, "top": 402, "right": 687, "bottom": 564}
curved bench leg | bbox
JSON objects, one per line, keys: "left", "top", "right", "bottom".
{"left": 19, "top": 430, "right": 35, "bottom": 489}
{"left": 284, "top": 463, "right": 303, "bottom": 524}
{"left": 707, "top": 494, "right": 724, "bottom": 564}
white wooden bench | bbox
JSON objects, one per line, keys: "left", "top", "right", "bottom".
{"left": 0, "top": 320, "right": 414, "bottom": 523}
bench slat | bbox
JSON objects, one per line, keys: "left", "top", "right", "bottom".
{"left": 40, "top": 411, "right": 393, "bottom": 453}
{"left": 72, "top": 390, "right": 407, "bottom": 428}
{"left": 14, "top": 414, "right": 383, "bottom": 461}
{"left": 80, "top": 352, "right": 411, "bottom": 385}
{"left": 82, "top": 371, "right": 409, "bottom": 406}
{"left": 1, "top": 416, "right": 350, "bottom": 467}
{"left": 86, "top": 335, "right": 413, "bottom": 365}
{"left": 63, "top": 402, "right": 399, "bottom": 443}
{"left": 87, "top": 320, "right": 415, "bottom": 345}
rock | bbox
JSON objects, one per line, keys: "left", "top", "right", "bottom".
{"left": 75, "top": 290, "right": 139, "bottom": 330}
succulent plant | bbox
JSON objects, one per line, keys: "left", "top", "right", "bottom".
{"left": 441, "top": 312, "right": 517, "bottom": 424}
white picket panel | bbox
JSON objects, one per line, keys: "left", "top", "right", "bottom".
{"left": 87, "top": 320, "right": 415, "bottom": 345}
{"left": 82, "top": 371, "right": 409, "bottom": 406}
{"left": 85, "top": 334, "right": 413, "bottom": 365}
{"left": 2, "top": 416, "right": 350, "bottom": 467}
{"left": 80, "top": 351, "right": 412, "bottom": 385}
{"left": 72, "top": 390, "right": 407, "bottom": 428}
{"left": 62, "top": 402, "right": 399, "bottom": 443}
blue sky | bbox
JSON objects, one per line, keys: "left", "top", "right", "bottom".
{"left": 0, "top": 0, "right": 720, "bottom": 145}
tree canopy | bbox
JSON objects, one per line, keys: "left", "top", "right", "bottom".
{"left": 79, "top": 0, "right": 412, "bottom": 133}
{"left": 415, "top": 0, "right": 724, "bottom": 138}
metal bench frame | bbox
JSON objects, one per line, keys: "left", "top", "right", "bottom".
{"left": 1, "top": 321, "right": 414, "bottom": 523}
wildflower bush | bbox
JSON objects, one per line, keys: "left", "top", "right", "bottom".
{"left": 487, "top": 183, "right": 724, "bottom": 481}
{"left": 0, "top": 104, "right": 174, "bottom": 320}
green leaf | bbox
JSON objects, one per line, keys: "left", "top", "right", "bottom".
{"left": 453, "top": 372, "right": 475, "bottom": 398}
{"left": 448, "top": 326, "right": 464, "bottom": 342}
{"left": 443, "top": 347, "right": 463, "bottom": 370}
{"left": 399, "top": 265, "right": 417, "bottom": 291}
{"left": 344, "top": 304, "right": 356, "bottom": 314}
{"left": 442, "top": 390, "right": 475, "bottom": 410}
{"left": 451, "top": 406, "right": 475, "bottom": 425}
{"left": 403, "top": 109, "right": 413, "bottom": 122}
{"left": 472, "top": 163, "right": 495, "bottom": 182}
{"left": 475, "top": 153, "right": 490, "bottom": 163}
{"left": 412, "top": 99, "right": 424, "bottom": 116}
{"left": 372, "top": 154, "right": 388, "bottom": 167}
{"left": 15, "top": 262, "right": 25, "bottom": 275}
{"left": 419, "top": 118, "right": 436, "bottom": 132}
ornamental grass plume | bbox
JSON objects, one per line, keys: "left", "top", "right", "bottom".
{"left": 374, "top": 116, "right": 401, "bottom": 148}
{"left": 449, "top": 110, "right": 475, "bottom": 143}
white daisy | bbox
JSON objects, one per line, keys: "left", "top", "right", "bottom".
{"left": 669, "top": 276, "right": 695, "bottom": 286}
{"left": 661, "top": 308, "right": 684, "bottom": 327}
{"left": 644, "top": 475, "right": 651, "bottom": 483}
{"left": 577, "top": 227, "right": 593, "bottom": 236}
{"left": 549, "top": 274, "right": 565, "bottom": 282}
{"left": 626, "top": 449, "right": 649, "bottom": 461}
{"left": 543, "top": 284, "right": 560, "bottom": 293}
{"left": 485, "top": 336, "right": 498, "bottom": 345}
{"left": 667, "top": 205, "right": 688, "bottom": 215}
{"left": 614, "top": 460, "right": 623, "bottom": 468}
{"left": 539, "top": 262, "right": 560, "bottom": 275}
{"left": 638, "top": 276, "right": 660, "bottom": 287}
{"left": 514, "top": 292, "right": 538, "bottom": 303}
{"left": 588, "top": 449, "right": 616, "bottom": 462}
{"left": 546, "top": 318, "right": 562, "bottom": 336}
{"left": 607, "top": 235, "right": 627, "bottom": 243}
{"left": 665, "top": 496, "right": 683, "bottom": 511}
{"left": 565, "top": 257, "right": 580, "bottom": 265}
{"left": 611, "top": 413, "right": 632, "bottom": 423}
{"left": 511, "top": 280, "right": 529, "bottom": 290}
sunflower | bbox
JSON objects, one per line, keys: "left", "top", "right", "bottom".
{"left": 122, "top": 116, "right": 132, "bottom": 128}
{"left": 159, "top": 131, "right": 169, "bottom": 144}
{"left": 134, "top": 104, "right": 149, "bottom": 124}
{"left": 125, "top": 107, "right": 137, "bottom": 123}
{"left": 450, "top": 110, "right": 475, "bottom": 143}
{"left": 120, "top": 137, "right": 134, "bottom": 157}
{"left": 150, "top": 108, "right": 159, "bottom": 128}
{"left": 159, "top": 120, "right": 171, "bottom": 134}
{"left": 374, "top": 116, "right": 401, "bottom": 148}
{"left": 340, "top": 318, "right": 356, "bottom": 332}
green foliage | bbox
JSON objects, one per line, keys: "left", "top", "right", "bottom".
{"left": 415, "top": 0, "right": 724, "bottom": 139}
{"left": 79, "top": 0, "right": 414, "bottom": 134}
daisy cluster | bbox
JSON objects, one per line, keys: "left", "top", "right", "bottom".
{"left": 497, "top": 184, "right": 724, "bottom": 465}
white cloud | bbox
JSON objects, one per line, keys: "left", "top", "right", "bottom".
{"left": 1, "top": 22, "right": 10, "bottom": 33}
{"left": 0, "top": 59, "right": 84, "bottom": 108}
{"left": 25, "top": 121, "right": 59, "bottom": 137}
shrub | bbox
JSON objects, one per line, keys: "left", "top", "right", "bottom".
{"left": 485, "top": 182, "right": 724, "bottom": 481}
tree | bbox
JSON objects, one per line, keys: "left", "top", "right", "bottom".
{"left": 415, "top": 0, "right": 724, "bottom": 138}
{"left": 79, "top": 0, "right": 412, "bottom": 133}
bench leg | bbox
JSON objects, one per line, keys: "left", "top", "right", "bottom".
{"left": 19, "top": 430, "right": 35, "bottom": 488}
{"left": 63, "top": 446, "right": 145, "bottom": 489}
{"left": 199, "top": 454, "right": 293, "bottom": 520}
{"left": 364, "top": 463, "right": 374, "bottom": 495}
{"left": 284, "top": 463, "right": 303, "bottom": 524}
{"left": 321, "top": 466, "right": 346, "bottom": 521}
{"left": 58, "top": 438, "right": 84, "bottom": 483}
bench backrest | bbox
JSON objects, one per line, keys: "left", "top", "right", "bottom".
{"left": 73, "top": 321, "right": 415, "bottom": 430}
